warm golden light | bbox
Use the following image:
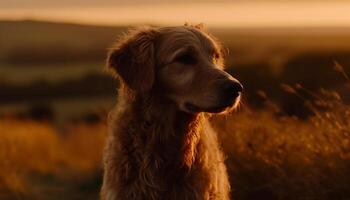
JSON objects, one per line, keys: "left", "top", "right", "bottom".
{"left": 1, "top": 1, "right": 350, "bottom": 199}
{"left": 1, "top": 2, "right": 350, "bottom": 27}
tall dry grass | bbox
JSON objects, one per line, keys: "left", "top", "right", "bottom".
{"left": 212, "top": 62, "right": 350, "bottom": 199}
{"left": 0, "top": 63, "right": 349, "bottom": 199}
{"left": 0, "top": 119, "right": 107, "bottom": 199}
{"left": 213, "top": 106, "right": 350, "bottom": 199}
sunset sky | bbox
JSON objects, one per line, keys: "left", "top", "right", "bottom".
{"left": 0, "top": 0, "right": 350, "bottom": 28}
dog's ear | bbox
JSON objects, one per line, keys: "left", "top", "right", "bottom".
{"left": 107, "top": 27, "right": 158, "bottom": 92}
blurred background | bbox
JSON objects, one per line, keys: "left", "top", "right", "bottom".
{"left": 0, "top": 0, "right": 350, "bottom": 199}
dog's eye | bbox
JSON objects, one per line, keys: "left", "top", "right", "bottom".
{"left": 213, "top": 52, "right": 220, "bottom": 60}
{"left": 175, "top": 53, "right": 197, "bottom": 65}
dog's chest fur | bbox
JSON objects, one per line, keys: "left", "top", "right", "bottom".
{"left": 101, "top": 92, "right": 230, "bottom": 200}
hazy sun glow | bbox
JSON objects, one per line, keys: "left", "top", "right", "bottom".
{"left": 1, "top": 2, "right": 350, "bottom": 27}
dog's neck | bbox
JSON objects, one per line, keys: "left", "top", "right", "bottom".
{"left": 119, "top": 87, "right": 204, "bottom": 169}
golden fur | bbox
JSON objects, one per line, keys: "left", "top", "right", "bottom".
{"left": 101, "top": 25, "right": 242, "bottom": 200}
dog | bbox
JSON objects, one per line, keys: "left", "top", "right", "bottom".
{"left": 101, "top": 24, "right": 243, "bottom": 200}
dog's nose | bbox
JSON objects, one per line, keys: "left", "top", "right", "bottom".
{"left": 222, "top": 80, "right": 243, "bottom": 99}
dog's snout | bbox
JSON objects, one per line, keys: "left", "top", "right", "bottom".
{"left": 222, "top": 80, "right": 243, "bottom": 99}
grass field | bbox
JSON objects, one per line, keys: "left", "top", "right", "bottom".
{"left": 1, "top": 79, "right": 349, "bottom": 200}
{"left": 0, "top": 62, "right": 104, "bottom": 84}
{"left": 0, "top": 119, "right": 107, "bottom": 200}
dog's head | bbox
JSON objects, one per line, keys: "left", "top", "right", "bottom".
{"left": 108, "top": 25, "right": 242, "bottom": 114}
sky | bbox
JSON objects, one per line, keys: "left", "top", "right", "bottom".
{"left": 0, "top": 0, "right": 350, "bottom": 28}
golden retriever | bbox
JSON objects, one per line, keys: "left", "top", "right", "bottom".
{"left": 101, "top": 24, "right": 243, "bottom": 200}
